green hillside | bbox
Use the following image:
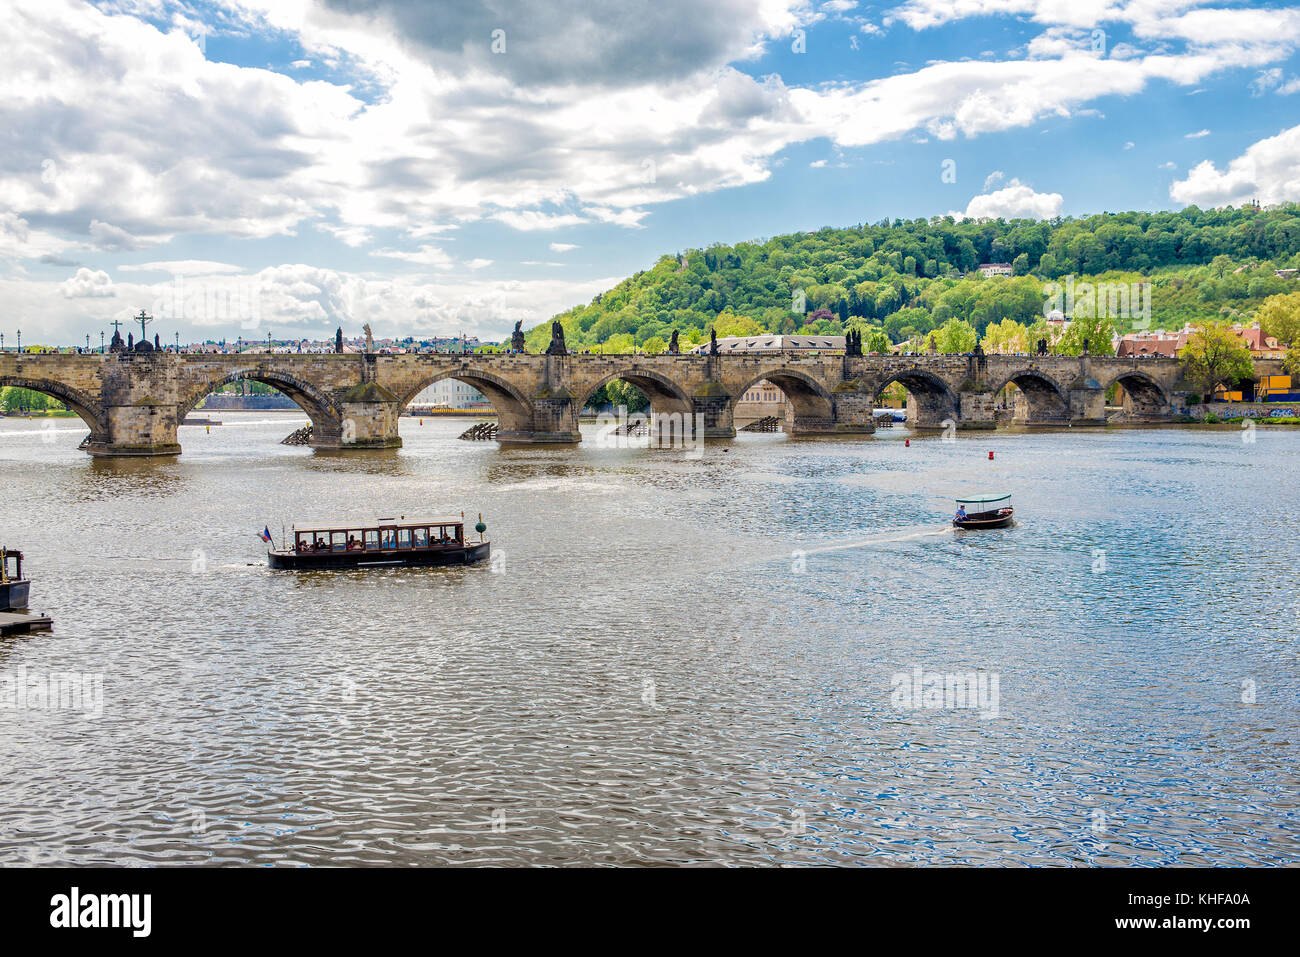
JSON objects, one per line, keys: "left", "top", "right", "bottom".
{"left": 523, "top": 205, "right": 1300, "bottom": 354}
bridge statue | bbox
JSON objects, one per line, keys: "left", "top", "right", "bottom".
{"left": 363, "top": 323, "right": 375, "bottom": 354}
{"left": 545, "top": 321, "right": 567, "bottom": 356}
{"left": 335, "top": 327, "right": 343, "bottom": 354}
{"left": 511, "top": 321, "right": 526, "bottom": 353}
{"left": 109, "top": 320, "right": 125, "bottom": 354}
{"left": 709, "top": 328, "right": 719, "bottom": 356}
{"left": 668, "top": 330, "right": 679, "bottom": 355}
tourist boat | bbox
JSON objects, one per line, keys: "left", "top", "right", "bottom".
{"left": 1, "top": 548, "right": 31, "bottom": 610}
{"left": 267, "top": 515, "right": 490, "bottom": 569}
{"left": 952, "top": 493, "right": 1015, "bottom": 529}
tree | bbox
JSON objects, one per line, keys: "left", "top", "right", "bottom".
{"left": 982, "top": 318, "right": 1029, "bottom": 354}
{"left": 642, "top": 336, "right": 667, "bottom": 355}
{"left": 864, "top": 328, "right": 892, "bottom": 354}
{"left": 1058, "top": 313, "right": 1117, "bottom": 356}
{"left": 605, "top": 378, "right": 649, "bottom": 413}
{"left": 1258, "top": 292, "right": 1300, "bottom": 346}
{"left": 0, "top": 387, "right": 60, "bottom": 412}
{"left": 1179, "top": 322, "right": 1255, "bottom": 393}
{"left": 935, "top": 317, "right": 977, "bottom": 354}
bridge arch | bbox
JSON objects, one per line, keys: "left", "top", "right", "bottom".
{"left": 988, "top": 369, "right": 1071, "bottom": 426}
{"left": 729, "top": 367, "right": 835, "bottom": 433}
{"left": 0, "top": 375, "right": 107, "bottom": 442}
{"left": 175, "top": 368, "right": 343, "bottom": 440}
{"left": 396, "top": 367, "right": 535, "bottom": 434}
{"left": 576, "top": 367, "right": 693, "bottom": 415}
{"left": 1101, "top": 369, "right": 1169, "bottom": 418}
{"left": 872, "top": 368, "right": 958, "bottom": 429}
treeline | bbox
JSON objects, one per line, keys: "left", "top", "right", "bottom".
{"left": 527, "top": 205, "right": 1300, "bottom": 352}
{"left": 0, "top": 387, "right": 66, "bottom": 412}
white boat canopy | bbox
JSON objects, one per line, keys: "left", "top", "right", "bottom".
{"left": 954, "top": 493, "right": 1012, "bottom": 505}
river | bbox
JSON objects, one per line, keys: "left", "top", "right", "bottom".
{"left": 0, "top": 411, "right": 1296, "bottom": 865}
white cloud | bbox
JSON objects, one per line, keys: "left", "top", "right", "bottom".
{"left": 548, "top": 243, "right": 578, "bottom": 252}
{"left": 1124, "top": 141, "right": 1135, "bottom": 149}
{"left": 1185, "top": 128, "right": 1210, "bottom": 138}
{"left": 959, "top": 179, "right": 1064, "bottom": 219}
{"left": 119, "top": 260, "right": 245, "bottom": 275}
{"left": 369, "top": 245, "right": 456, "bottom": 268}
{"left": 1171, "top": 124, "right": 1300, "bottom": 206}
{"left": 62, "top": 267, "right": 115, "bottom": 298}
{"left": 983, "top": 169, "right": 1005, "bottom": 191}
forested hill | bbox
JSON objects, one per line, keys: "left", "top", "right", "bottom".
{"left": 523, "top": 205, "right": 1300, "bottom": 353}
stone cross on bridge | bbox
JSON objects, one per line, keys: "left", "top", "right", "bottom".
{"left": 0, "top": 348, "right": 1250, "bottom": 456}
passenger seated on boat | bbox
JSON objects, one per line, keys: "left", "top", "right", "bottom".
{"left": 955, "top": 506, "right": 967, "bottom": 522}
{"left": 315, "top": 537, "right": 327, "bottom": 550}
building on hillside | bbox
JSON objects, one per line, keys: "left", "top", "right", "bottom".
{"left": 1230, "top": 323, "right": 1287, "bottom": 359}
{"left": 978, "top": 262, "right": 1013, "bottom": 278}
{"left": 1116, "top": 330, "right": 1188, "bottom": 358}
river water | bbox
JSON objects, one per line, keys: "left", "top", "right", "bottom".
{"left": 0, "top": 411, "right": 1296, "bottom": 866}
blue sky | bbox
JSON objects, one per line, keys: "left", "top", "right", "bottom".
{"left": 4, "top": 0, "right": 1300, "bottom": 345}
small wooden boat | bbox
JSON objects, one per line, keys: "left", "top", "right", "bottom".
{"left": 1, "top": 548, "right": 31, "bottom": 611}
{"left": 268, "top": 515, "right": 490, "bottom": 570}
{"left": 952, "top": 493, "right": 1015, "bottom": 530}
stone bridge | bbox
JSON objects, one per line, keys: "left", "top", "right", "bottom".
{"left": 0, "top": 349, "right": 1227, "bottom": 456}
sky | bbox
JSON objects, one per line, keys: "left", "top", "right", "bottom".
{"left": 4, "top": 0, "right": 1300, "bottom": 347}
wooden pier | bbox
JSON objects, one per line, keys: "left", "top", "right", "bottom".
{"left": 0, "top": 611, "right": 52, "bottom": 636}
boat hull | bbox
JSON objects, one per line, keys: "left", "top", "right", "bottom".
{"left": 953, "top": 508, "right": 1015, "bottom": 530}
{"left": 268, "top": 542, "right": 490, "bottom": 570}
{"left": 1, "top": 579, "right": 30, "bottom": 611}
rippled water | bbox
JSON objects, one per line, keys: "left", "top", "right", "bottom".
{"left": 0, "top": 412, "right": 1296, "bottom": 866}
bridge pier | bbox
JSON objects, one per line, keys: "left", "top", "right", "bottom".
{"left": 1067, "top": 385, "right": 1108, "bottom": 426}
{"left": 955, "top": 391, "right": 997, "bottom": 430}
{"left": 692, "top": 385, "right": 736, "bottom": 440}
{"left": 92, "top": 402, "right": 182, "bottom": 456}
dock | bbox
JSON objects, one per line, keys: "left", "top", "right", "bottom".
{"left": 0, "top": 611, "right": 53, "bottom": 636}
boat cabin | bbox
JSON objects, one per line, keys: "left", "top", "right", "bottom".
{"left": 1, "top": 548, "right": 23, "bottom": 583}
{"left": 290, "top": 517, "right": 465, "bottom": 554}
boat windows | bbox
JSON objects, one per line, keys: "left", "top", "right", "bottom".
{"left": 413, "top": 527, "right": 428, "bottom": 548}
{"left": 331, "top": 532, "right": 347, "bottom": 551}
{"left": 397, "top": 528, "right": 412, "bottom": 549}
{"left": 364, "top": 530, "right": 380, "bottom": 550}
{"left": 380, "top": 527, "right": 397, "bottom": 549}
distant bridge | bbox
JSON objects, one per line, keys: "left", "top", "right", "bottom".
{"left": 0, "top": 349, "right": 1251, "bottom": 456}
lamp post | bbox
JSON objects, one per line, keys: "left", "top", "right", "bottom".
{"left": 175, "top": 331, "right": 180, "bottom": 353}
{"left": 100, "top": 331, "right": 105, "bottom": 353}
{"left": 1, "top": 333, "right": 5, "bottom": 352}
{"left": 85, "top": 334, "right": 90, "bottom": 352}
{"left": 16, "top": 330, "right": 19, "bottom": 353}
